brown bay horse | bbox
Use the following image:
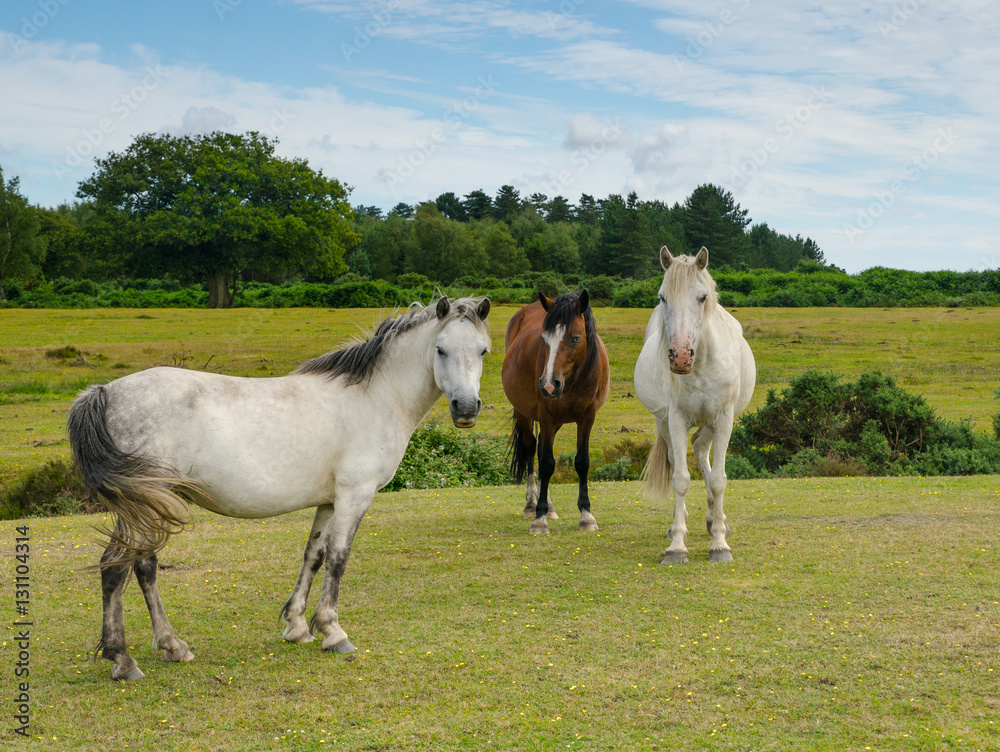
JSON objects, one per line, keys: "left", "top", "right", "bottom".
{"left": 502, "top": 291, "right": 611, "bottom": 535}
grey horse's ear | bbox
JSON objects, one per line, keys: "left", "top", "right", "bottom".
{"left": 436, "top": 296, "right": 451, "bottom": 319}
{"left": 476, "top": 298, "right": 491, "bottom": 320}
{"left": 659, "top": 245, "right": 674, "bottom": 270}
{"left": 539, "top": 291, "right": 553, "bottom": 311}
{"left": 696, "top": 246, "right": 709, "bottom": 270}
{"left": 577, "top": 289, "right": 589, "bottom": 313}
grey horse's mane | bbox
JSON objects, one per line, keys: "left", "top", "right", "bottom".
{"left": 661, "top": 253, "right": 719, "bottom": 310}
{"left": 294, "top": 297, "right": 490, "bottom": 385}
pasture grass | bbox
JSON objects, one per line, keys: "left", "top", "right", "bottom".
{"left": 2, "top": 306, "right": 999, "bottom": 491}
{"left": 1, "top": 476, "right": 997, "bottom": 750}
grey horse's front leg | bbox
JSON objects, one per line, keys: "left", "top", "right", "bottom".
{"left": 309, "top": 490, "right": 375, "bottom": 653}
{"left": 281, "top": 504, "right": 334, "bottom": 643}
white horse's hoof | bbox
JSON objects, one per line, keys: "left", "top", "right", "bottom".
{"left": 579, "top": 519, "right": 599, "bottom": 532}
{"left": 709, "top": 549, "right": 733, "bottom": 563}
{"left": 523, "top": 506, "right": 536, "bottom": 519}
{"left": 529, "top": 519, "right": 549, "bottom": 535}
{"left": 660, "top": 550, "right": 688, "bottom": 564}
{"left": 323, "top": 638, "right": 355, "bottom": 653}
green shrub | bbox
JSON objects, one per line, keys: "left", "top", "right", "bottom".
{"left": 731, "top": 370, "right": 1000, "bottom": 478}
{"left": 386, "top": 421, "right": 509, "bottom": 491}
{"left": 0, "top": 458, "right": 94, "bottom": 520}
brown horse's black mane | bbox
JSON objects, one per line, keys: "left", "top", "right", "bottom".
{"left": 541, "top": 291, "right": 600, "bottom": 379}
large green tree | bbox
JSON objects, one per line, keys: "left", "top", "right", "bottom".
{"left": 406, "top": 203, "right": 485, "bottom": 283}
{"left": 682, "top": 183, "right": 750, "bottom": 268}
{"left": 77, "top": 131, "right": 356, "bottom": 307}
{"left": 0, "top": 165, "right": 44, "bottom": 300}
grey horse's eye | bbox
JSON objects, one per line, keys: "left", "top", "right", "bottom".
{"left": 436, "top": 347, "right": 446, "bottom": 357}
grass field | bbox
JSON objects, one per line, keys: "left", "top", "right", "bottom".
{"left": 1, "top": 476, "right": 998, "bottom": 750}
{"left": 1, "top": 305, "right": 999, "bottom": 749}
{"left": 2, "top": 305, "right": 1000, "bottom": 489}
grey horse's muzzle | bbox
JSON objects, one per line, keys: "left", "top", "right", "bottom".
{"left": 449, "top": 396, "right": 482, "bottom": 428}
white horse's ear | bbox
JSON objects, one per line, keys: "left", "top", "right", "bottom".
{"left": 436, "top": 297, "right": 451, "bottom": 319}
{"left": 577, "top": 289, "right": 590, "bottom": 313}
{"left": 476, "top": 298, "right": 491, "bottom": 320}
{"left": 539, "top": 291, "right": 553, "bottom": 311}
{"left": 659, "top": 245, "right": 674, "bottom": 270}
{"left": 696, "top": 246, "right": 709, "bottom": 270}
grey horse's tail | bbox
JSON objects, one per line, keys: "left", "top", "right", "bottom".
{"left": 68, "top": 384, "right": 197, "bottom": 567}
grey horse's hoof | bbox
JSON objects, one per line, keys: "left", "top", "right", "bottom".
{"left": 709, "top": 549, "right": 733, "bottom": 563}
{"left": 523, "top": 506, "right": 536, "bottom": 519}
{"left": 324, "top": 638, "right": 355, "bottom": 654}
{"left": 162, "top": 647, "right": 195, "bottom": 662}
{"left": 660, "top": 551, "right": 688, "bottom": 565}
{"left": 529, "top": 519, "right": 549, "bottom": 535}
{"left": 113, "top": 666, "right": 146, "bottom": 681}
{"left": 579, "top": 519, "right": 599, "bottom": 532}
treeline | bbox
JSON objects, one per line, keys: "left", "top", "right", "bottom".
{"left": 6, "top": 264, "right": 1000, "bottom": 309}
{"left": 344, "top": 183, "right": 824, "bottom": 284}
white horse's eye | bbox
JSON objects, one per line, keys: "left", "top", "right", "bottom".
{"left": 436, "top": 347, "right": 446, "bottom": 357}
{"left": 659, "top": 294, "right": 667, "bottom": 304}
{"left": 697, "top": 294, "right": 707, "bottom": 304}
{"left": 480, "top": 349, "right": 488, "bottom": 357}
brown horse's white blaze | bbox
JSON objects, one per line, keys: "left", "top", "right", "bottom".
{"left": 503, "top": 290, "right": 610, "bottom": 535}
{"left": 634, "top": 246, "right": 756, "bottom": 564}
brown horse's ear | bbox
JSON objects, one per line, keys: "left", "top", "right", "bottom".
{"left": 436, "top": 296, "right": 451, "bottom": 319}
{"left": 538, "top": 291, "right": 553, "bottom": 311}
{"left": 476, "top": 298, "right": 491, "bottom": 320}
{"left": 696, "top": 246, "right": 709, "bottom": 270}
{"left": 577, "top": 290, "right": 590, "bottom": 313}
{"left": 659, "top": 245, "right": 674, "bottom": 270}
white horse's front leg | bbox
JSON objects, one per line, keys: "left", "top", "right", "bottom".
{"left": 706, "top": 415, "right": 735, "bottom": 563}
{"left": 310, "top": 489, "right": 375, "bottom": 653}
{"left": 662, "top": 417, "right": 691, "bottom": 564}
{"left": 281, "top": 504, "right": 334, "bottom": 643}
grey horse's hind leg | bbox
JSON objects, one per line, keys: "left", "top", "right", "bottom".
{"left": 281, "top": 504, "right": 334, "bottom": 643}
{"left": 134, "top": 554, "right": 194, "bottom": 663}
{"left": 96, "top": 544, "right": 144, "bottom": 681}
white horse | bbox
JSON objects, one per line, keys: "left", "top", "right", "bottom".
{"left": 68, "top": 296, "right": 491, "bottom": 680}
{"left": 634, "top": 247, "right": 755, "bottom": 563}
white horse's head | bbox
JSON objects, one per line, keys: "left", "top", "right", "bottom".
{"left": 656, "top": 245, "right": 716, "bottom": 375}
{"left": 431, "top": 296, "right": 492, "bottom": 428}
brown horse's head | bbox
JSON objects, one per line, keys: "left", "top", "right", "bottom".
{"left": 536, "top": 290, "right": 592, "bottom": 399}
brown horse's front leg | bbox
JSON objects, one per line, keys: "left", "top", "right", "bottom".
{"left": 575, "top": 410, "right": 599, "bottom": 531}
{"left": 530, "top": 428, "right": 556, "bottom": 535}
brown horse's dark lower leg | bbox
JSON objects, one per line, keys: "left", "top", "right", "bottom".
{"left": 575, "top": 412, "right": 599, "bottom": 530}
{"left": 530, "top": 435, "right": 555, "bottom": 534}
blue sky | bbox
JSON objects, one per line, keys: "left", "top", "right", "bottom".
{"left": 2, "top": 0, "right": 997, "bottom": 273}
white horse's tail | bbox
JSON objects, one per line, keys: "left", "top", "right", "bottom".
{"left": 641, "top": 430, "right": 672, "bottom": 501}
{"left": 69, "top": 385, "right": 198, "bottom": 567}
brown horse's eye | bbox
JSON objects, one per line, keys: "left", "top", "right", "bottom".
{"left": 572, "top": 336, "right": 580, "bottom": 345}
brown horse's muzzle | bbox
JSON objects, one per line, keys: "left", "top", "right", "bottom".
{"left": 538, "top": 377, "right": 564, "bottom": 399}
